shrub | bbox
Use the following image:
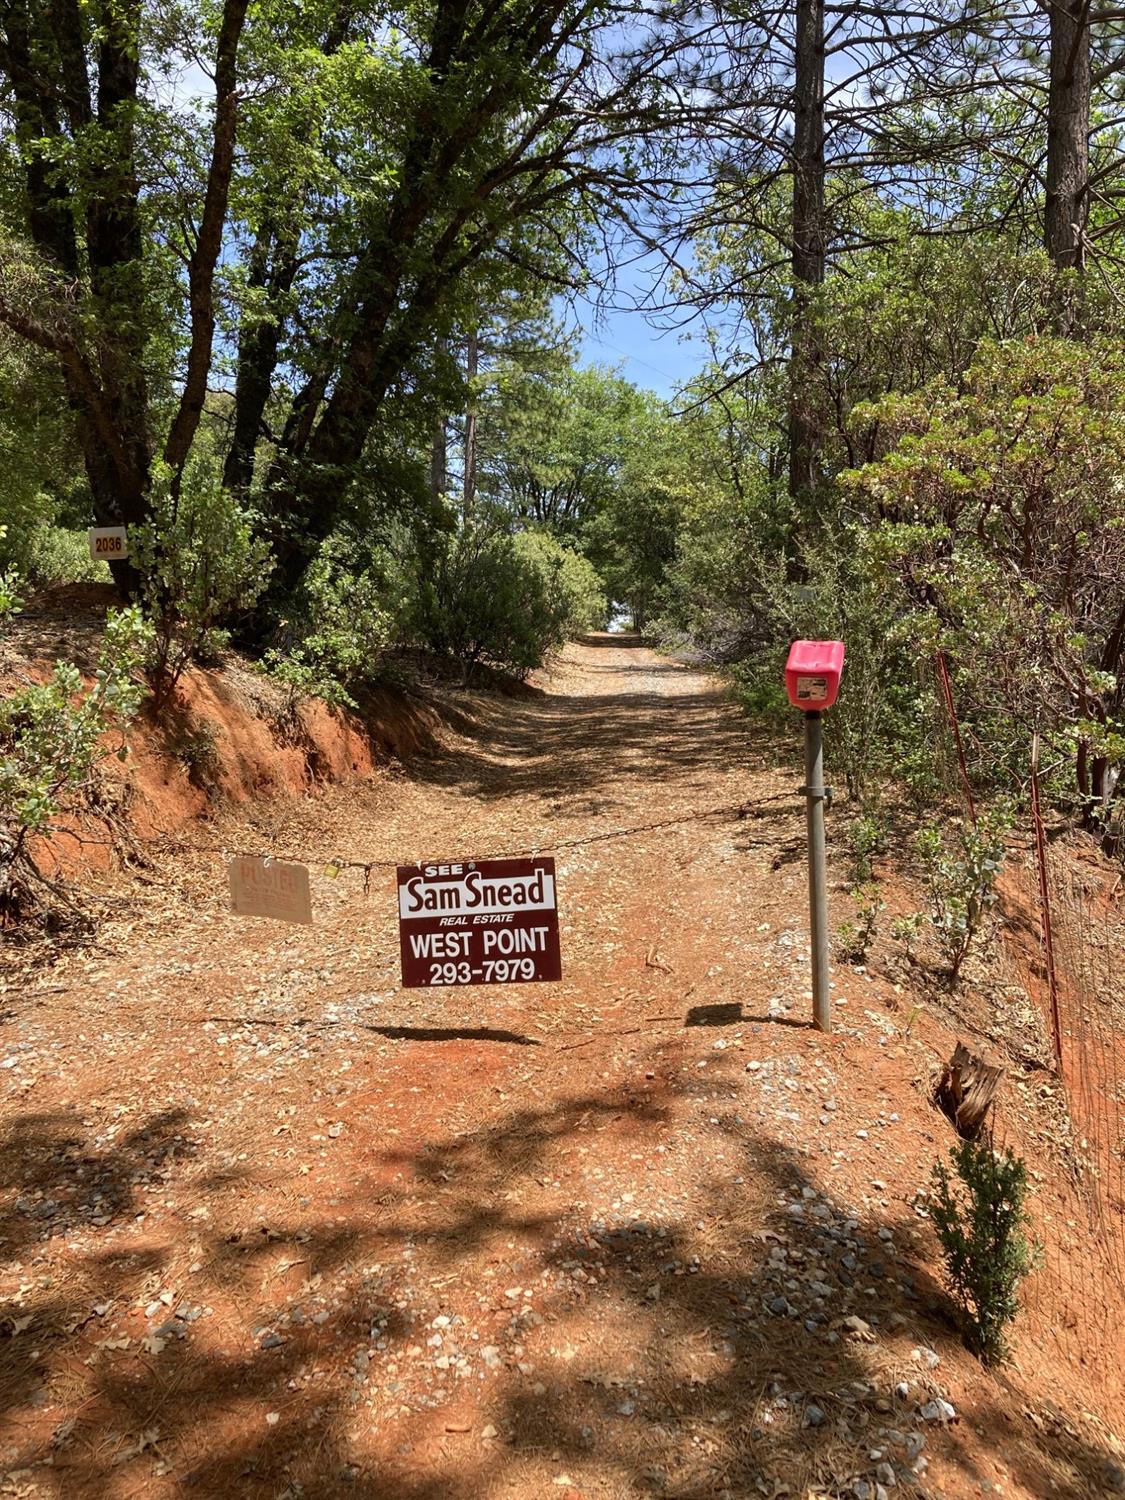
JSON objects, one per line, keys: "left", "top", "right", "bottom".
{"left": 132, "top": 459, "right": 271, "bottom": 705}
{"left": 415, "top": 522, "right": 592, "bottom": 680}
{"left": 513, "top": 530, "right": 607, "bottom": 634}
{"left": 849, "top": 810, "right": 888, "bottom": 883}
{"left": 173, "top": 723, "right": 223, "bottom": 788}
{"left": 23, "top": 525, "right": 101, "bottom": 585}
{"left": 0, "top": 519, "right": 101, "bottom": 586}
{"left": 834, "top": 881, "right": 884, "bottom": 963}
{"left": 915, "top": 804, "right": 1009, "bottom": 982}
{"left": 930, "top": 1135, "right": 1037, "bottom": 1364}
{"left": 265, "top": 538, "right": 402, "bottom": 715}
{"left": 0, "top": 527, "right": 22, "bottom": 620}
{"left": 668, "top": 517, "right": 938, "bottom": 804}
{"left": 0, "top": 603, "right": 152, "bottom": 925}
{"left": 845, "top": 337, "right": 1125, "bottom": 833}
{"left": 890, "top": 910, "right": 925, "bottom": 960}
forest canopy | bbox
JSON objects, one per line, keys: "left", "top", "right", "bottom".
{"left": 1, "top": 0, "right": 1124, "bottom": 836}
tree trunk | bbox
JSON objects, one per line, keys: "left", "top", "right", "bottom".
{"left": 1044, "top": 0, "right": 1090, "bottom": 277}
{"left": 258, "top": 265, "right": 450, "bottom": 610}
{"left": 86, "top": 0, "right": 151, "bottom": 520}
{"left": 789, "top": 0, "right": 826, "bottom": 528}
{"left": 431, "top": 417, "right": 447, "bottom": 501}
{"left": 163, "top": 0, "right": 250, "bottom": 483}
{"left": 0, "top": 0, "right": 151, "bottom": 591}
{"left": 936, "top": 1042, "right": 1003, "bottom": 1140}
{"left": 463, "top": 327, "right": 478, "bottom": 519}
{"left": 223, "top": 227, "right": 300, "bottom": 496}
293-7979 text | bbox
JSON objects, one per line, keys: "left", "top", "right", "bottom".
{"left": 428, "top": 957, "right": 536, "bottom": 985}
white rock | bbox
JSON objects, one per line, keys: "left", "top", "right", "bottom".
{"left": 911, "top": 1346, "right": 940, "bottom": 1369}
{"left": 919, "top": 1398, "right": 955, "bottom": 1423}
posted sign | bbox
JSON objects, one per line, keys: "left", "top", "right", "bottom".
{"left": 228, "top": 855, "right": 312, "bottom": 924}
{"left": 397, "top": 857, "right": 561, "bottom": 988}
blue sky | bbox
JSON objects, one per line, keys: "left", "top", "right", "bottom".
{"left": 572, "top": 302, "right": 705, "bottom": 399}
{"left": 560, "top": 245, "right": 716, "bottom": 401}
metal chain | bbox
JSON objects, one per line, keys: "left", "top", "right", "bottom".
{"left": 66, "top": 787, "right": 801, "bottom": 878}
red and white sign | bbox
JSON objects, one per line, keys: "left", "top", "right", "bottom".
{"left": 396, "top": 857, "right": 561, "bottom": 988}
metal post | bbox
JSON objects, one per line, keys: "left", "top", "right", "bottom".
{"left": 804, "top": 710, "right": 831, "bottom": 1032}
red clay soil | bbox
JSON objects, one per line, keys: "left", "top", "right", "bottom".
{"left": 1, "top": 632, "right": 1123, "bottom": 1499}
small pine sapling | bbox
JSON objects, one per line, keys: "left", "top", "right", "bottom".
{"left": 930, "top": 1134, "right": 1038, "bottom": 1364}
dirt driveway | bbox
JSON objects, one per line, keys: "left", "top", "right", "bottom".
{"left": 0, "top": 637, "right": 1120, "bottom": 1498}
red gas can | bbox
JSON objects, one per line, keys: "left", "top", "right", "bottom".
{"left": 785, "top": 640, "right": 845, "bottom": 710}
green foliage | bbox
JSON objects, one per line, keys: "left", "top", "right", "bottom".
{"left": 835, "top": 882, "right": 884, "bottom": 964}
{"left": 20, "top": 526, "right": 101, "bottom": 586}
{"left": 0, "top": 568, "right": 20, "bottom": 622}
{"left": 0, "top": 528, "right": 23, "bottom": 622}
{"left": 173, "top": 724, "right": 223, "bottom": 789}
{"left": 0, "top": 606, "right": 151, "bottom": 833}
{"left": 914, "top": 806, "right": 1010, "bottom": 981}
{"left": 480, "top": 362, "right": 648, "bottom": 536}
{"left": 665, "top": 508, "right": 936, "bottom": 804}
{"left": 890, "top": 910, "right": 925, "bottom": 960}
{"left": 0, "top": 605, "right": 152, "bottom": 920}
{"left": 658, "top": 481, "right": 778, "bottom": 663}
{"left": 132, "top": 460, "right": 271, "bottom": 704}
{"left": 413, "top": 521, "right": 593, "bottom": 680}
{"left": 848, "top": 811, "right": 888, "bottom": 884}
{"left": 846, "top": 337, "right": 1125, "bottom": 825}
{"left": 0, "top": 338, "right": 84, "bottom": 572}
{"left": 265, "top": 537, "right": 404, "bottom": 713}
{"left": 584, "top": 400, "right": 694, "bottom": 629}
{"left": 930, "top": 1136, "right": 1038, "bottom": 1364}
{"left": 512, "top": 531, "right": 607, "bottom": 635}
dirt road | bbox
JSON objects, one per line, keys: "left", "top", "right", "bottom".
{"left": 1, "top": 638, "right": 1119, "bottom": 1498}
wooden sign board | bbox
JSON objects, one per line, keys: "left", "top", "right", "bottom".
{"left": 88, "top": 526, "right": 128, "bottom": 561}
{"left": 228, "top": 855, "right": 312, "bottom": 924}
{"left": 397, "top": 857, "right": 561, "bottom": 988}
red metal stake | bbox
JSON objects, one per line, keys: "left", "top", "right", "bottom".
{"left": 1030, "top": 732, "right": 1064, "bottom": 1073}
{"left": 935, "top": 651, "right": 977, "bottom": 825}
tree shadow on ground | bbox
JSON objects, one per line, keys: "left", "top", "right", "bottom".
{"left": 410, "top": 680, "right": 775, "bottom": 804}
{"left": 194, "top": 1018, "right": 542, "bottom": 1046}
{"left": 0, "top": 1068, "right": 1120, "bottom": 1498}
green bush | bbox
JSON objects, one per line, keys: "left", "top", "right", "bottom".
{"left": 915, "top": 804, "right": 1009, "bottom": 981}
{"left": 930, "top": 1136, "right": 1037, "bottom": 1364}
{"left": 0, "top": 527, "right": 22, "bottom": 620}
{"left": 173, "top": 723, "right": 223, "bottom": 788}
{"left": 666, "top": 515, "right": 938, "bottom": 805}
{"left": 513, "top": 530, "right": 607, "bottom": 634}
{"left": 845, "top": 337, "right": 1125, "bottom": 830}
{"left": 834, "top": 881, "right": 884, "bottom": 963}
{"left": 848, "top": 810, "right": 888, "bottom": 883}
{"left": 265, "top": 536, "right": 403, "bottom": 715}
{"left": 132, "top": 459, "right": 271, "bottom": 704}
{"left": 0, "top": 602, "right": 152, "bottom": 924}
{"left": 414, "top": 522, "right": 595, "bottom": 680}
{"left": 0, "top": 520, "right": 101, "bottom": 586}
{"left": 24, "top": 525, "right": 101, "bottom": 585}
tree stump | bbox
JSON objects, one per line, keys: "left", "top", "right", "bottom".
{"left": 936, "top": 1042, "right": 1003, "bottom": 1139}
